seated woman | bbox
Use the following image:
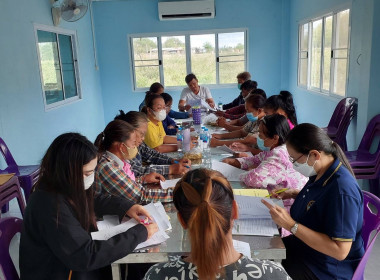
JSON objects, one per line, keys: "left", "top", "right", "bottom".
{"left": 161, "top": 92, "right": 178, "bottom": 135}
{"left": 143, "top": 94, "right": 178, "bottom": 153}
{"left": 20, "top": 133, "right": 157, "bottom": 280}
{"left": 223, "top": 114, "right": 307, "bottom": 213}
{"left": 94, "top": 120, "right": 173, "bottom": 204}
{"left": 115, "top": 110, "right": 191, "bottom": 177}
{"left": 139, "top": 82, "right": 189, "bottom": 119}
{"left": 144, "top": 168, "right": 291, "bottom": 280}
{"left": 217, "top": 88, "right": 267, "bottom": 131}
{"left": 229, "top": 90, "right": 298, "bottom": 153}
{"left": 210, "top": 94, "right": 266, "bottom": 152}
{"left": 262, "top": 123, "right": 364, "bottom": 280}
{"left": 215, "top": 80, "right": 258, "bottom": 120}
{"left": 222, "top": 71, "right": 251, "bottom": 110}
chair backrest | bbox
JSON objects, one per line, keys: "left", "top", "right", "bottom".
{"left": 327, "top": 97, "right": 357, "bottom": 132}
{"left": 361, "top": 191, "right": 380, "bottom": 248}
{"left": 0, "top": 217, "right": 22, "bottom": 280}
{"left": 357, "top": 114, "right": 380, "bottom": 153}
{"left": 351, "top": 191, "right": 380, "bottom": 280}
{"left": 0, "top": 137, "right": 18, "bottom": 171}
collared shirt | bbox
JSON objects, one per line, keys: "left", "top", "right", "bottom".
{"left": 145, "top": 121, "right": 166, "bottom": 148}
{"left": 290, "top": 159, "right": 364, "bottom": 279}
{"left": 95, "top": 153, "right": 173, "bottom": 204}
{"left": 179, "top": 86, "right": 213, "bottom": 107}
{"left": 130, "top": 143, "right": 172, "bottom": 177}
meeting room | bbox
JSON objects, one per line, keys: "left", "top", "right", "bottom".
{"left": 1, "top": 0, "right": 380, "bottom": 279}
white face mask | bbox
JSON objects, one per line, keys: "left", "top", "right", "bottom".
{"left": 292, "top": 153, "right": 317, "bottom": 177}
{"left": 153, "top": 109, "right": 167, "bottom": 121}
{"left": 84, "top": 173, "right": 95, "bottom": 190}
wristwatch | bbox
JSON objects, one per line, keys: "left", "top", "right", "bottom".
{"left": 290, "top": 222, "right": 299, "bottom": 235}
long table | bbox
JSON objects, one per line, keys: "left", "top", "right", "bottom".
{"left": 111, "top": 121, "right": 286, "bottom": 279}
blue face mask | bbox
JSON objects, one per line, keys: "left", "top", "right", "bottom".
{"left": 257, "top": 136, "right": 270, "bottom": 151}
{"left": 238, "top": 84, "right": 242, "bottom": 90}
{"left": 246, "top": 112, "right": 258, "bottom": 122}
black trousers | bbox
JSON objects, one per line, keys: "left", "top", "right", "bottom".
{"left": 282, "top": 236, "right": 320, "bottom": 280}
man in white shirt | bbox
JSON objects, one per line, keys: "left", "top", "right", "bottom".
{"left": 178, "top": 73, "right": 215, "bottom": 111}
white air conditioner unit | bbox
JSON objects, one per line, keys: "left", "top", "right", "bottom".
{"left": 158, "top": 0, "right": 215, "bottom": 21}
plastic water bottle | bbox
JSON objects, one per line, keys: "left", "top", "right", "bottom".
{"left": 176, "top": 127, "right": 183, "bottom": 155}
{"left": 218, "top": 97, "right": 223, "bottom": 110}
{"left": 203, "top": 128, "right": 212, "bottom": 168}
{"left": 199, "top": 127, "right": 205, "bottom": 148}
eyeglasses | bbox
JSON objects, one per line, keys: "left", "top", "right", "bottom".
{"left": 289, "top": 154, "right": 304, "bottom": 164}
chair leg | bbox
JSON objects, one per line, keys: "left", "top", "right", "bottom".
{"left": 369, "top": 178, "right": 380, "bottom": 198}
{"left": 1, "top": 203, "right": 9, "bottom": 214}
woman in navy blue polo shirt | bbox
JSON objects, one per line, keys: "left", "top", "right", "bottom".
{"left": 262, "top": 123, "right": 364, "bottom": 280}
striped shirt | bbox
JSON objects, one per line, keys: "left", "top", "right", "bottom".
{"left": 130, "top": 143, "right": 173, "bottom": 177}
{"left": 95, "top": 152, "right": 173, "bottom": 204}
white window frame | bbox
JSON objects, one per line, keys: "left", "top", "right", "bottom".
{"left": 129, "top": 28, "right": 248, "bottom": 92}
{"left": 297, "top": 8, "right": 350, "bottom": 98}
{"left": 34, "top": 24, "right": 82, "bottom": 110}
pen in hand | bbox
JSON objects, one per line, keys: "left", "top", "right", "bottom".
{"left": 266, "top": 188, "right": 289, "bottom": 198}
{"left": 174, "top": 160, "right": 190, "bottom": 168}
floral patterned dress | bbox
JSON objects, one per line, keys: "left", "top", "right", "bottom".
{"left": 237, "top": 144, "right": 308, "bottom": 212}
{"left": 144, "top": 255, "right": 291, "bottom": 280}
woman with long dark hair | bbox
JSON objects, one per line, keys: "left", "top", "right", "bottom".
{"left": 144, "top": 169, "right": 291, "bottom": 280}
{"left": 262, "top": 124, "right": 364, "bottom": 280}
{"left": 20, "top": 133, "right": 157, "bottom": 280}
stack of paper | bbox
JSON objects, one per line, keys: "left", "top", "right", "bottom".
{"left": 233, "top": 189, "right": 269, "bottom": 197}
{"left": 91, "top": 202, "right": 172, "bottom": 249}
{"left": 232, "top": 195, "right": 279, "bottom": 236}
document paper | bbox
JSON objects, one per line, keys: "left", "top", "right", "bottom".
{"left": 211, "top": 160, "right": 245, "bottom": 181}
{"left": 160, "top": 178, "right": 181, "bottom": 189}
{"left": 233, "top": 240, "right": 251, "bottom": 258}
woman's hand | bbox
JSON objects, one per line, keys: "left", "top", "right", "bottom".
{"left": 222, "top": 158, "right": 241, "bottom": 168}
{"left": 217, "top": 117, "right": 227, "bottom": 127}
{"left": 234, "top": 152, "right": 249, "bottom": 158}
{"left": 126, "top": 204, "right": 153, "bottom": 222}
{"left": 209, "top": 137, "right": 221, "bottom": 147}
{"left": 229, "top": 142, "right": 249, "bottom": 152}
{"left": 144, "top": 223, "right": 159, "bottom": 239}
{"left": 269, "top": 188, "right": 300, "bottom": 200}
{"left": 215, "top": 110, "right": 225, "bottom": 117}
{"left": 143, "top": 172, "right": 165, "bottom": 183}
{"left": 212, "top": 133, "right": 223, "bottom": 139}
{"left": 169, "top": 163, "right": 190, "bottom": 175}
{"left": 261, "top": 200, "right": 295, "bottom": 231}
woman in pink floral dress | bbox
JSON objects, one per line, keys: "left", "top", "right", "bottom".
{"left": 223, "top": 114, "right": 307, "bottom": 213}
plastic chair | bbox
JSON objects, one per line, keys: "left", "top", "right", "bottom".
{"left": 0, "top": 137, "right": 40, "bottom": 202}
{"left": 0, "top": 175, "right": 25, "bottom": 217}
{"left": 352, "top": 191, "right": 380, "bottom": 280}
{"left": 0, "top": 217, "right": 23, "bottom": 280}
{"left": 345, "top": 114, "right": 380, "bottom": 196}
{"left": 322, "top": 97, "right": 357, "bottom": 151}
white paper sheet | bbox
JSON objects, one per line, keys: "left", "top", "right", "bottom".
{"left": 96, "top": 215, "right": 120, "bottom": 231}
{"left": 233, "top": 239, "right": 251, "bottom": 258}
{"left": 201, "top": 99, "right": 218, "bottom": 111}
{"left": 91, "top": 219, "right": 138, "bottom": 241}
{"left": 160, "top": 178, "right": 181, "bottom": 189}
{"left": 135, "top": 231, "right": 170, "bottom": 250}
{"left": 232, "top": 219, "right": 279, "bottom": 236}
{"left": 144, "top": 202, "right": 172, "bottom": 231}
{"left": 217, "top": 145, "right": 235, "bottom": 154}
{"left": 235, "top": 195, "right": 276, "bottom": 219}
{"left": 211, "top": 160, "right": 245, "bottom": 181}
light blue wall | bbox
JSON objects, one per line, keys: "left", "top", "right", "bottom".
{"left": 93, "top": 0, "right": 290, "bottom": 123}
{"left": 288, "top": 0, "right": 380, "bottom": 149}
{"left": 0, "top": 0, "right": 105, "bottom": 165}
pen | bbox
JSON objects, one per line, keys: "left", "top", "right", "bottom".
{"left": 265, "top": 188, "right": 289, "bottom": 198}
{"left": 174, "top": 160, "right": 190, "bottom": 168}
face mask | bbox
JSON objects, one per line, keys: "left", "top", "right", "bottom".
{"left": 257, "top": 136, "right": 270, "bottom": 151}
{"left": 122, "top": 143, "right": 138, "bottom": 160}
{"left": 292, "top": 153, "right": 317, "bottom": 177}
{"left": 238, "top": 84, "right": 242, "bottom": 90}
{"left": 83, "top": 173, "right": 94, "bottom": 190}
{"left": 153, "top": 109, "right": 167, "bottom": 121}
{"left": 246, "top": 112, "right": 258, "bottom": 122}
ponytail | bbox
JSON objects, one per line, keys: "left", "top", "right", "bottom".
{"left": 174, "top": 169, "right": 234, "bottom": 279}
{"left": 330, "top": 141, "right": 355, "bottom": 176}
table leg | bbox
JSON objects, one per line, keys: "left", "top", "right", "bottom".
{"left": 111, "top": 263, "right": 121, "bottom": 280}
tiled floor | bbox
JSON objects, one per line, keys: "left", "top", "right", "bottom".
{"left": 3, "top": 198, "right": 380, "bottom": 279}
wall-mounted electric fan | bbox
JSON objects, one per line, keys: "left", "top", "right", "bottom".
{"left": 51, "top": 0, "right": 89, "bottom": 26}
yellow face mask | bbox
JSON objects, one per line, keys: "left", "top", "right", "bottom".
{"left": 122, "top": 143, "right": 138, "bottom": 160}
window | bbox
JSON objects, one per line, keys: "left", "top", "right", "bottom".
{"left": 35, "top": 25, "right": 81, "bottom": 109}
{"left": 130, "top": 29, "right": 247, "bottom": 90}
{"left": 298, "top": 9, "right": 350, "bottom": 97}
